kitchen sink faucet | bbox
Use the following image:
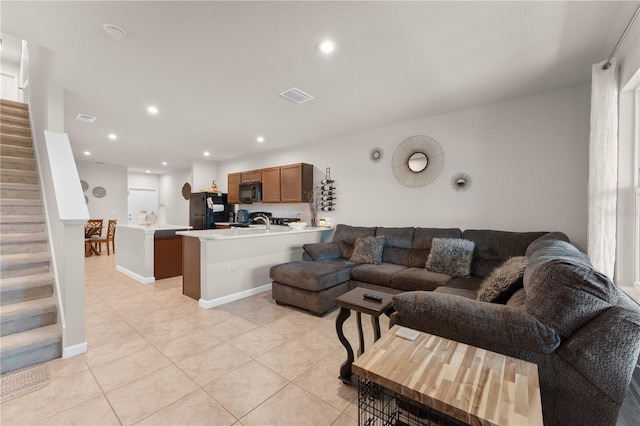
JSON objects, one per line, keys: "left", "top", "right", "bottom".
{"left": 254, "top": 215, "right": 271, "bottom": 230}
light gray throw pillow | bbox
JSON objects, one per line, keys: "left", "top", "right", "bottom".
{"left": 425, "top": 238, "right": 475, "bottom": 278}
{"left": 477, "top": 256, "right": 528, "bottom": 303}
{"left": 349, "top": 236, "right": 386, "bottom": 265}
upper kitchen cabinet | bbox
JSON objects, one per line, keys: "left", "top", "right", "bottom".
{"left": 281, "top": 163, "right": 313, "bottom": 203}
{"left": 227, "top": 172, "right": 241, "bottom": 204}
{"left": 241, "top": 169, "right": 262, "bottom": 183}
{"left": 262, "top": 167, "right": 281, "bottom": 203}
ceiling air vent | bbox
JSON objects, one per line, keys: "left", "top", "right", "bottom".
{"left": 76, "top": 114, "right": 96, "bottom": 123}
{"left": 280, "top": 87, "right": 314, "bottom": 104}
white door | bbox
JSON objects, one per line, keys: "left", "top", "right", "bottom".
{"left": 128, "top": 188, "right": 158, "bottom": 224}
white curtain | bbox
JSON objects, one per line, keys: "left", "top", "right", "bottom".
{"left": 587, "top": 60, "right": 618, "bottom": 278}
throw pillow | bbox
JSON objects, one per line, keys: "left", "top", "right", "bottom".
{"left": 349, "top": 236, "right": 386, "bottom": 265}
{"left": 477, "top": 256, "right": 528, "bottom": 303}
{"left": 425, "top": 238, "right": 475, "bottom": 278}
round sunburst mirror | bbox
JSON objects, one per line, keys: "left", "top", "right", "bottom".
{"left": 451, "top": 173, "right": 472, "bottom": 192}
{"left": 391, "top": 135, "right": 444, "bottom": 187}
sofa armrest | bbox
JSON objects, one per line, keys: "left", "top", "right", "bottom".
{"left": 391, "top": 291, "right": 560, "bottom": 354}
{"left": 303, "top": 242, "right": 343, "bottom": 261}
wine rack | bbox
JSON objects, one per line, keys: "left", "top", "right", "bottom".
{"left": 318, "top": 167, "right": 335, "bottom": 212}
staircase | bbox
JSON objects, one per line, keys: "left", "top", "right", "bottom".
{"left": 0, "top": 99, "right": 61, "bottom": 374}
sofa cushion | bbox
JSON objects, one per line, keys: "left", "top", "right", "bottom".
{"left": 506, "top": 288, "right": 527, "bottom": 309}
{"left": 349, "top": 236, "right": 386, "bottom": 264}
{"left": 303, "top": 242, "right": 342, "bottom": 261}
{"left": 462, "top": 230, "right": 549, "bottom": 277}
{"left": 390, "top": 267, "right": 452, "bottom": 292}
{"left": 477, "top": 256, "right": 528, "bottom": 303}
{"left": 426, "top": 238, "right": 475, "bottom": 278}
{"left": 376, "top": 227, "right": 415, "bottom": 266}
{"left": 446, "top": 276, "right": 484, "bottom": 291}
{"left": 270, "top": 260, "right": 355, "bottom": 292}
{"left": 432, "top": 286, "right": 477, "bottom": 299}
{"left": 524, "top": 239, "right": 618, "bottom": 337}
{"left": 333, "top": 224, "right": 376, "bottom": 259}
{"left": 350, "top": 263, "right": 407, "bottom": 287}
{"left": 407, "top": 228, "right": 462, "bottom": 268}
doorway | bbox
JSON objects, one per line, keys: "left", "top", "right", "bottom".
{"left": 128, "top": 188, "right": 158, "bottom": 224}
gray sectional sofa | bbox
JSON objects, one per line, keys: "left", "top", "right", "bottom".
{"left": 270, "top": 224, "right": 640, "bottom": 426}
{"left": 271, "top": 224, "right": 549, "bottom": 315}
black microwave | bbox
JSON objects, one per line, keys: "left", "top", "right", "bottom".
{"left": 239, "top": 183, "right": 262, "bottom": 203}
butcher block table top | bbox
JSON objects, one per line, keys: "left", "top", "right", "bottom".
{"left": 352, "top": 325, "right": 543, "bottom": 426}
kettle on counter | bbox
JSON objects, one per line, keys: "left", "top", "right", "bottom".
{"left": 236, "top": 209, "right": 249, "bottom": 223}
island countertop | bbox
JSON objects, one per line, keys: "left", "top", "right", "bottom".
{"left": 176, "top": 225, "right": 331, "bottom": 240}
{"left": 117, "top": 224, "right": 192, "bottom": 234}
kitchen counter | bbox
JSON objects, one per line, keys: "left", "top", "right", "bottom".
{"left": 115, "top": 224, "right": 192, "bottom": 284}
{"left": 178, "top": 226, "right": 333, "bottom": 307}
{"left": 176, "top": 225, "right": 329, "bottom": 240}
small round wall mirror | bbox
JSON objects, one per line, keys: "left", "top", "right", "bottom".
{"left": 407, "top": 152, "right": 428, "bottom": 172}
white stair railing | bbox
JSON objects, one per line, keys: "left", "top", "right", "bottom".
{"left": 19, "top": 40, "right": 30, "bottom": 103}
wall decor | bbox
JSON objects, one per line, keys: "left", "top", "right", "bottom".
{"left": 391, "top": 135, "right": 444, "bottom": 187}
{"left": 451, "top": 172, "right": 472, "bottom": 192}
{"left": 370, "top": 148, "right": 383, "bottom": 162}
{"left": 80, "top": 180, "right": 89, "bottom": 192}
{"left": 182, "top": 183, "right": 192, "bottom": 200}
{"left": 92, "top": 186, "right": 107, "bottom": 198}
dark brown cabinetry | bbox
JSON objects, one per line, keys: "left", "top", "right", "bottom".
{"left": 281, "top": 163, "right": 313, "bottom": 203}
{"left": 228, "top": 163, "right": 313, "bottom": 204}
{"left": 182, "top": 236, "right": 200, "bottom": 300}
{"left": 241, "top": 170, "right": 262, "bottom": 183}
{"left": 154, "top": 230, "right": 183, "bottom": 280}
{"left": 262, "top": 167, "right": 281, "bottom": 203}
{"left": 227, "top": 172, "right": 241, "bottom": 204}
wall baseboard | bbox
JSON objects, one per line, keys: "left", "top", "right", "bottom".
{"left": 199, "top": 283, "right": 272, "bottom": 309}
{"left": 115, "top": 265, "right": 155, "bottom": 284}
{"left": 63, "top": 341, "right": 87, "bottom": 358}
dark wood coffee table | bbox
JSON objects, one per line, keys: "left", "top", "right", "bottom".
{"left": 335, "top": 287, "right": 394, "bottom": 386}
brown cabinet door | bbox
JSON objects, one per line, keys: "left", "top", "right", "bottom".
{"left": 241, "top": 170, "right": 262, "bottom": 183}
{"left": 262, "top": 167, "right": 281, "bottom": 203}
{"left": 280, "top": 163, "right": 313, "bottom": 203}
{"left": 228, "top": 173, "right": 241, "bottom": 204}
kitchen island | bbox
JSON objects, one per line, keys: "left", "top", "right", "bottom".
{"left": 115, "top": 224, "right": 192, "bottom": 284}
{"left": 177, "top": 226, "right": 332, "bottom": 308}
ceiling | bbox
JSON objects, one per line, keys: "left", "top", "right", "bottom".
{"left": 1, "top": 1, "right": 637, "bottom": 174}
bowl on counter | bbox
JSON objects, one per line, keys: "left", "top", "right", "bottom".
{"left": 288, "top": 222, "right": 307, "bottom": 231}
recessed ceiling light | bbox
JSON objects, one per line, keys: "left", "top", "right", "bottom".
{"left": 147, "top": 106, "right": 159, "bottom": 114}
{"left": 204, "top": 151, "right": 210, "bottom": 157}
{"left": 84, "top": 151, "right": 91, "bottom": 156}
{"left": 319, "top": 39, "right": 336, "bottom": 54}
{"left": 108, "top": 134, "right": 117, "bottom": 140}
{"left": 146, "top": 170, "right": 150, "bottom": 173}
{"left": 162, "top": 161, "right": 167, "bottom": 166}
{"left": 257, "top": 136, "right": 265, "bottom": 143}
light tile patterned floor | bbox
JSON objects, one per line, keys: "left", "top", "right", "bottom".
{"left": 1, "top": 254, "right": 389, "bottom": 425}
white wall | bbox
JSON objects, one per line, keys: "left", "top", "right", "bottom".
{"left": 191, "top": 159, "right": 218, "bottom": 192}
{"left": 76, "top": 161, "right": 128, "bottom": 223}
{"left": 159, "top": 168, "right": 191, "bottom": 225}
{"left": 219, "top": 84, "right": 591, "bottom": 248}
{"left": 128, "top": 172, "right": 159, "bottom": 190}
{"left": 1, "top": 61, "right": 19, "bottom": 101}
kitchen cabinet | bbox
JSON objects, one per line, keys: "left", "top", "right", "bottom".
{"left": 227, "top": 172, "right": 241, "bottom": 204}
{"left": 281, "top": 163, "right": 313, "bottom": 203}
{"left": 241, "top": 169, "right": 262, "bottom": 183}
{"left": 262, "top": 167, "right": 281, "bottom": 203}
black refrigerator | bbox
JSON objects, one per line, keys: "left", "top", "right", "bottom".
{"left": 189, "top": 192, "right": 232, "bottom": 230}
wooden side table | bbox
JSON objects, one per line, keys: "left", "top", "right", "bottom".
{"left": 353, "top": 325, "right": 544, "bottom": 425}
{"left": 334, "top": 287, "right": 394, "bottom": 386}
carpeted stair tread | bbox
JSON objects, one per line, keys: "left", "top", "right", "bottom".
{"left": 0, "top": 297, "right": 57, "bottom": 322}
{"left": 0, "top": 232, "right": 47, "bottom": 244}
{"left": 0, "top": 145, "right": 34, "bottom": 159}
{"left": 1, "top": 123, "right": 31, "bottom": 137}
{"left": 1, "top": 169, "right": 38, "bottom": 179}
{"left": 0, "top": 324, "right": 61, "bottom": 358}
{"left": 0, "top": 114, "right": 29, "bottom": 128}
{"left": 1, "top": 215, "right": 45, "bottom": 224}
{"left": 0, "top": 183, "right": 39, "bottom": 192}
{"left": 0, "top": 156, "right": 36, "bottom": 171}
{"left": 0, "top": 198, "right": 42, "bottom": 206}
{"left": 0, "top": 252, "right": 50, "bottom": 270}
{"left": 0, "top": 99, "right": 28, "bottom": 110}
{"left": 0, "top": 273, "right": 54, "bottom": 306}
{"left": 1, "top": 133, "right": 32, "bottom": 148}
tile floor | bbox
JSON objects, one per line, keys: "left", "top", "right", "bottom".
{"left": 1, "top": 254, "right": 388, "bottom": 425}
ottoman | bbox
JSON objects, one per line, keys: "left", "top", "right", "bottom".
{"left": 270, "top": 259, "right": 356, "bottom": 316}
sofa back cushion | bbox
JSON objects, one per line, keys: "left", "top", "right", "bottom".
{"left": 332, "top": 224, "right": 376, "bottom": 259}
{"left": 406, "top": 227, "right": 462, "bottom": 268}
{"left": 375, "top": 227, "right": 415, "bottom": 266}
{"left": 462, "top": 230, "right": 549, "bottom": 277}
{"left": 524, "top": 238, "right": 618, "bottom": 337}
